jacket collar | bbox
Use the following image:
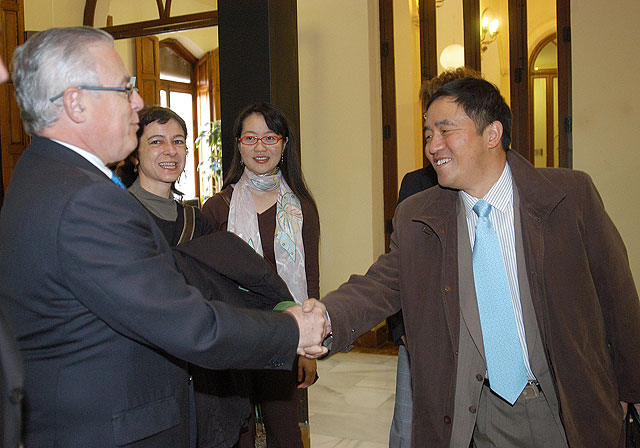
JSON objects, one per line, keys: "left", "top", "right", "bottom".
{"left": 411, "top": 150, "right": 566, "bottom": 230}
{"left": 29, "top": 136, "right": 111, "bottom": 179}
{"left": 506, "top": 150, "right": 566, "bottom": 221}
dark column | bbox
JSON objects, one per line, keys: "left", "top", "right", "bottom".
{"left": 218, "top": 0, "right": 301, "bottom": 176}
{"left": 509, "top": 0, "right": 530, "bottom": 160}
{"left": 556, "top": 0, "right": 572, "bottom": 168}
{"left": 463, "top": 0, "right": 481, "bottom": 71}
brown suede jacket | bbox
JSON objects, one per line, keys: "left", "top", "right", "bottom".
{"left": 323, "top": 150, "right": 640, "bottom": 447}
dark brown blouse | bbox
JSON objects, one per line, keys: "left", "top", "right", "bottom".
{"left": 201, "top": 185, "right": 320, "bottom": 299}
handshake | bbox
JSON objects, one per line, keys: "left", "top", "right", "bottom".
{"left": 285, "top": 299, "right": 331, "bottom": 358}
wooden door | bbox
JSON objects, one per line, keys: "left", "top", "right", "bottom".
{"left": 135, "top": 36, "right": 160, "bottom": 106}
{"left": 0, "top": 0, "right": 27, "bottom": 198}
{"left": 195, "top": 50, "right": 220, "bottom": 203}
{"left": 196, "top": 50, "right": 220, "bottom": 127}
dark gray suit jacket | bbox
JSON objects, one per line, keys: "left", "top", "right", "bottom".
{"left": 0, "top": 307, "right": 22, "bottom": 448}
{"left": 0, "top": 137, "right": 298, "bottom": 447}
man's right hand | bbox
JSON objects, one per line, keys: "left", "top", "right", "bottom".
{"left": 284, "top": 299, "right": 330, "bottom": 358}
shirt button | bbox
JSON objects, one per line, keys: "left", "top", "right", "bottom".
{"left": 476, "top": 374, "right": 483, "bottom": 382}
{"left": 469, "top": 406, "right": 477, "bottom": 414}
{"left": 443, "top": 415, "right": 451, "bottom": 424}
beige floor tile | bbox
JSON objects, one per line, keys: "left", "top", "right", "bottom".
{"left": 309, "top": 352, "right": 398, "bottom": 446}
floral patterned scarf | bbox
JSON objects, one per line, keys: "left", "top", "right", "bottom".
{"left": 228, "top": 167, "right": 308, "bottom": 304}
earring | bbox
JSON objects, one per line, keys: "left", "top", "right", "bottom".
{"left": 133, "top": 165, "right": 138, "bottom": 173}
{"left": 280, "top": 149, "right": 284, "bottom": 165}
{"left": 240, "top": 158, "right": 244, "bottom": 167}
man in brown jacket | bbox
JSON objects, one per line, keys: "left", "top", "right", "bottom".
{"left": 313, "top": 77, "right": 640, "bottom": 447}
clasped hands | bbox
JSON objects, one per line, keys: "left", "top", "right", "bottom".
{"left": 285, "top": 298, "right": 331, "bottom": 359}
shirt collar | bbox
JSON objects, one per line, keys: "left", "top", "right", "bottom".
{"left": 51, "top": 139, "right": 114, "bottom": 180}
{"left": 459, "top": 162, "right": 513, "bottom": 214}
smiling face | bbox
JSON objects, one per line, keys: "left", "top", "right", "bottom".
{"left": 238, "top": 113, "right": 286, "bottom": 175}
{"left": 82, "top": 43, "right": 143, "bottom": 165}
{"left": 136, "top": 119, "right": 187, "bottom": 198}
{"left": 424, "top": 97, "right": 506, "bottom": 198}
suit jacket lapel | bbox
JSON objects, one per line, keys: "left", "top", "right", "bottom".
{"left": 29, "top": 136, "right": 112, "bottom": 182}
{"left": 457, "top": 196, "right": 485, "bottom": 359}
{"left": 513, "top": 187, "right": 539, "bottom": 359}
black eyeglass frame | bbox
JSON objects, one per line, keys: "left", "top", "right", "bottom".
{"left": 49, "top": 77, "right": 139, "bottom": 102}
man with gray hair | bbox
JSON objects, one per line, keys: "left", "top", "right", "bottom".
{"left": 0, "top": 26, "right": 328, "bottom": 447}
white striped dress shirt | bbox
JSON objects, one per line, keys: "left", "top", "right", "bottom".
{"left": 460, "top": 162, "right": 536, "bottom": 381}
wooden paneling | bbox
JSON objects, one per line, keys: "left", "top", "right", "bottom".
{"left": 0, "top": 0, "right": 28, "bottom": 196}
{"left": 556, "top": 0, "right": 572, "bottom": 168}
{"left": 509, "top": 0, "right": 530, "bottom": 159}
{"left": 135, "top": 36, "right": 160, "bottom": 106}
{"left": 379, "top": 0, "right": 398, "bottom": 254}
{"left": 463, "top": 0, "right": 481, "bottom": 71}
{"left": 103, "top": 12, "right": 218, "bottom": 40}
{"left": 210, "top": 48, "right": 220, "bottom": 122}
{"left": 196, "top": 51, "right": 213, "bottom": 126}
{"left": 419, "top": 0, "right": 437, "bottom": 168}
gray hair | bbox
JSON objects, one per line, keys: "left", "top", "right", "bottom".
{"left": 12, "top": 27, "right": 114, "bottom": 136}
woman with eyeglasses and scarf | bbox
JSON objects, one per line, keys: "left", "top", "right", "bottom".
{"left": 202, "top": 102, "right": 320, "bottom": 448}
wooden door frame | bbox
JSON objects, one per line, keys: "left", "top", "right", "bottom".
{"left": 528, "top": 33, "right": 558, "bottom": 167}
{"left": 83, "top": 0, "right": 217, "bottom": 39}
{"left": 0, "top": 0, "right": 27, "bottom": 199}
{"left": 379, "top": 0, "right": 398, "bottom": 254}
{"left": 158, "top": 38, "right": 200, "bottom": 199}
{"left": 556, "top": 0, "right": 572, "bottom": 168}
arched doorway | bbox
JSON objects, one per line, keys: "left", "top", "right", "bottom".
{"left": 529, "top": 33, "right": 558, "bottom": 167}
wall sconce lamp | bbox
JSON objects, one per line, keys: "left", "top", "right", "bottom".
{"left": 480, "top": 9, "right": 500, "bottom": 53}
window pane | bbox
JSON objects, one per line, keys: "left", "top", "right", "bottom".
{"left": 160, "top": 90, "right": 167, "bottom": 107}
{"left": 437, "top": 0, "right": 465, "bottom": 73}
{"left": 480, "top": 1, "right": 510, "bottom": 106}
{"left": 169, "top": 91, "right": 196, "bottom": 200}
{"left": 533, "top": 39, "right": 558, "bottom": 71}
{"left": 160, "top": 46, "right": 191, "bottom": 83}
{"left": 532, "top": 77, "right": 547, "bottom": 167}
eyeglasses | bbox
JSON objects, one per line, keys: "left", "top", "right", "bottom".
{"left": 49, "top": 77, "right": 139, "bottom": 102}
{"left": 238, "top": 135, "right": 284, "bottom": 146}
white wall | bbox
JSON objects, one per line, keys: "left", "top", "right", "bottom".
{"left": 572, "top": 1, "right": 640, "bottom": 283}
{"left": 297, "top": 0, "right": 385, "bottom": 295}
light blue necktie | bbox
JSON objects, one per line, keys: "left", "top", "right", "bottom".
{"left": 472, "top": 199, "right": 527, "bottom": 405}
{"left": 111, "top": 173, "right": 126, "bottom": 190}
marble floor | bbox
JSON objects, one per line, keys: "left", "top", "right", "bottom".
{"left": 308, "top": 351, "right": 398, "bottom": 447}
